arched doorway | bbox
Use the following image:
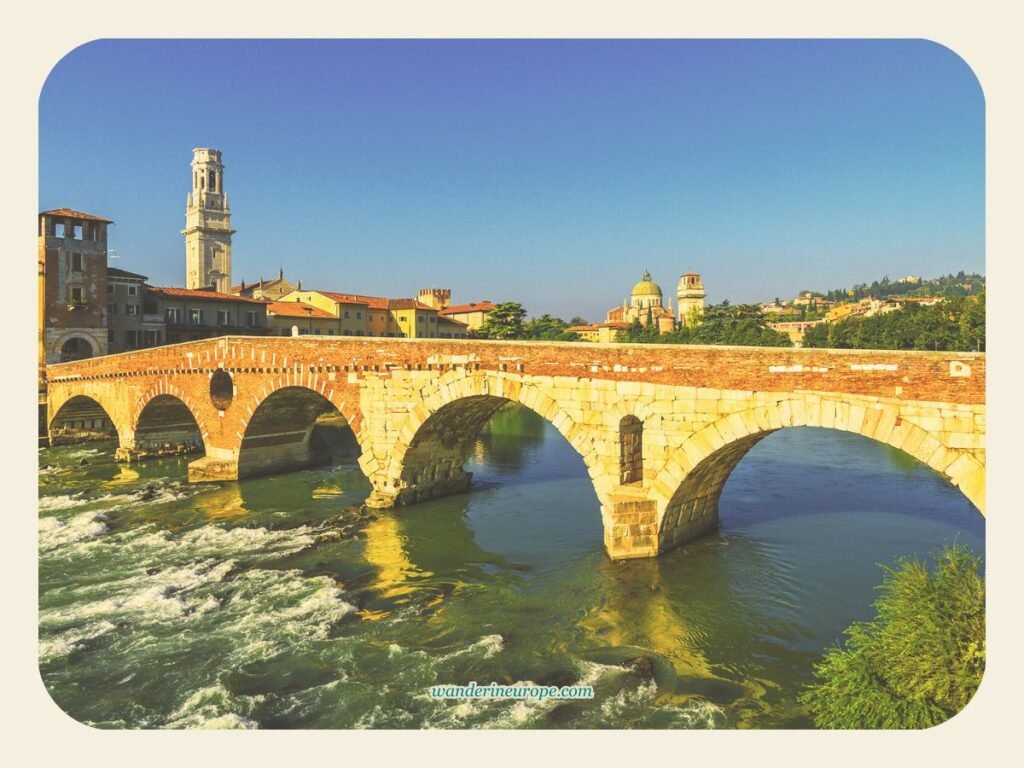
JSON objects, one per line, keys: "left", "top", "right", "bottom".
{"left": 59, "top": 336, "right": 95, "bottom": 362}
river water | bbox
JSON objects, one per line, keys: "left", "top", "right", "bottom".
{"left": 38, "top": 405, "right": 984, "bottom": 729}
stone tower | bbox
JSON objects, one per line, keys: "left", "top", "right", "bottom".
{"left": 677, "top": 272, "right": 705, "bottom": 326}
{"left": 183, "top": 148, "right": 234, "bottom": 293}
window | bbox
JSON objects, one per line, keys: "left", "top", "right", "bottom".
{"left": 72, "top": 224, "right": 83, "bottom": 240}
{"left": 328, "top": 330, "right": 335, "bottom": 335}
{"left": 125, "top": 330, "right": 140, "bottom": 347}
{"left": 54, "top": 222, "right": 65, "bottom": 238}
{"left": 246, "top": 311, "right": 257, "bottom": 328}
{"left": 71, "top": 253, "right": 83, "bottom": 272}
{"left": 356, "top": 311, "right": 362, "bottom": 319}
{"left": 107, "top": 284, "right": 114, "bottom": 296}
{"left": 107, "top": 303, "right": 117, "bottom": 315}
{"left": 127, "top": 285, "right": 138, "bottom": 297}
{"left": 144, "top": 330, "right": 161, "bottom": 346}
{"left": 619, "top": 416, "right": 643, "bottom": 485}
{"left": 107, "top": 329, "right": 116, "bottom": 343}
{"left": 430, "top": 316, "right": 436, "bottom": 323}
{"left": 399, "top": 316, "right": 407, "bottom": 323}
{"left": 70, "top": 287, "right": 84, "bottom": 305}
{"left": 125, "top": 304, "right": 139, "bottom": 316}
{"left": 343, "top": 310, "right": 350, "bottom": 319}
{"left": 314, "top": 329, "right": 321, "bottom": 335}
{"left": 166, "top": 308, "right": 181, "bottom": 324}
{"left": 417, "top": 315, "right": 424, "bottom": 322}
{"left": 216, "top": 309, "right": 231, "bottom": 326}
{"left": 189, "top": 308, "right": 203, "bottom": 326}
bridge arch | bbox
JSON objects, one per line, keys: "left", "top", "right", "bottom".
{"left": 651, "top": 395, "right": 985, "bottom": 552}
{"left": 367, "top": 371, "right": 601, "bottom": 508}
{"left": 47, "top": 393, "right": 123, "bottom": 447}
{"left": 237, "top": 383, "right": 363, "bottom": 479}
{"left": 128, "top": 390, "right": 207, "bottom": 459}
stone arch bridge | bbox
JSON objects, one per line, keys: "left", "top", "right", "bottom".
{"left": 45, "top": 337, "right": 985, "bottom": 560}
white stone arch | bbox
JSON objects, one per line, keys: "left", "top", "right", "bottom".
{"left": 649, "top": 393, "right": 985, "bottom": 535}
{"left": 372, "top": 369, "right": 604, "bottom": 502}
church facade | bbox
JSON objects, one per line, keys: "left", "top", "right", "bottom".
{"left": 568, "top": 270, "right": 706, "bottom": 342}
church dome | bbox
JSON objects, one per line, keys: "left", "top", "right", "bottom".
{"left": 631, "top": 270, "right": 663, "bottom": 298}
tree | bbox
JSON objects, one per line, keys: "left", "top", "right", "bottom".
{"left": 800, "top": 544, "right": 984, "bottom": 729}
{"left": 569, "top": 316, "right": 589, "bottom": 327}
{"left": 523, "top": 314, "right": 570, "bottom": 340}
{"left": 476, "top": 302, "right": 527, "bottom": 339}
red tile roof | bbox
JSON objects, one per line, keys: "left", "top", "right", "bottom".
{"left": 388, "top": 298, "right": 435, "bottom": 311}
{"left": 439, "top": 301, "right": 496, "bottom": 316}
{"left": 316, "top": 292, "right": 433, "bottom": 311}
{"left": 436, "top": 315, "right": 469, "bottom": 327}
{"left": 149, "top": 287, "right": 269, "bottom": 304}
{"left": 40, "top": 208, "right": 114, "bottom": 223}
{"left": 266, "top": 301, "right": 335, "bottom": 319}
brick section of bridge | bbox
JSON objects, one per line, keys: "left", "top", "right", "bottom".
{"left": 46, "top": 337, "right": 985, "bottom": 560}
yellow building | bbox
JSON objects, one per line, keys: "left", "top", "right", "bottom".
{"left": 266, "top": 300, "right": 345, "bottom": 336}
{"left": 437, "top": 301, "right": 496, "bottom": 331}
{"left": 278, "top": 289, "right": 469, "bottom": 338}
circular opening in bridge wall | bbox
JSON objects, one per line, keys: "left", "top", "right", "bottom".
{"left": 209, "top": 369, "right": 234, "bottom": 411}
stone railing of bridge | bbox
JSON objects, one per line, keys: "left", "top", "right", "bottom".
{"left": 45, "top": 336, "right": 985, "bottom": 560}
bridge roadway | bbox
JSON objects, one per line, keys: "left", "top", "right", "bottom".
{"left": 45, "top": 336, "right": 986, "bottom": 560}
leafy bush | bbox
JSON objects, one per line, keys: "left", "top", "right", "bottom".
{"left": 800, "top": 544, "right": 985, "bottom": 729}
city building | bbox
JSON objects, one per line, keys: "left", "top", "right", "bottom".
{"left": 38, "top": 208, "right": 112, "bottom": 366}
{"left": 417, "top": 288, "right": 452, "bottom": 311}
{"left": 605, "top": 270, "right": 677, "bottom": 334}
{"left": 149, "top": 287, "right": 269, "bottom": 344}
{"left": 183, "top": 148, "right": 234, "bottom": 293}
{"left": 767, "top": 319, "right": 826, "bottom": 347}
{"left": 279, "top": 289, "right": 469, "bottom": 338}
{"left": 232, "top": 268, "right": 297, "bottom": 300}
{"left": 438, "top": 300, "right": 496, "bottom": 331}
{"left": 566, "top": 322, "right": 629, "bottom": 343}
{"left": 267, "top": 300, "right": 342, "bottom": 336}
{"left": 106, "top": 267, "right": 154, "bottom": 353}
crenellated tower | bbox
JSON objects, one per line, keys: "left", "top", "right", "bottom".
{"left": 183, "top": 148, "right": 234, "bottom": 293}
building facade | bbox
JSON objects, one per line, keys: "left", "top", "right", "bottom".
{"left": 605, "top": 271, "right": 677, "bottom": 334}
{"left": 38, "top": 209, "right": 112, "bottom": 367}
{"left": 183, "top": 148, "right": 234, "bottom": 293}
{"left": 150, "top": 287, "right": 269, "bottom": 344}
{"left": 106, "top": 267, "right": 151, "bottom": 353}
{"left": 233, "top": 269, "right": 297, "bottom": 300}
{"left": 438, "top": 300, "right": 496, "bottom": 331}
{"left": 279, "top": 289, "right": 469, "bottom": 338}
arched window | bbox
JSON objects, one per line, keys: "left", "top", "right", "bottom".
{"left": 620, "top": 415, "right": 643, "bottom": 484}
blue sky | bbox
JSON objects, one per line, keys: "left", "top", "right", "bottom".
{"left": 39, "top": 39, "right": 984, "bottom": 321}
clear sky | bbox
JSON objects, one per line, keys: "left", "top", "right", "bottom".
{"left": 39, "top": 39, "right": 984, "bottom": 321}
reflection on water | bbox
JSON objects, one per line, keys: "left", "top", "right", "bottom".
{"left": 38, "top": 406, "right": 983, "bottom": 729}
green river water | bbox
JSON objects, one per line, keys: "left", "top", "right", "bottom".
{"left": 38, "top": 405, "right": 984, "bottom": 729}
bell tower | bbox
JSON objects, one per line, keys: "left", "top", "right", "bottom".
{"left": 183, "top": 147, "right": 234, "bottom": 293}
{"left": 677, "top": 272, "right": 705, "bottom": 327}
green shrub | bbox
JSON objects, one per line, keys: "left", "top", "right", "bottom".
{"left": 800, "top": 544, "right": 985, "bottom": 729}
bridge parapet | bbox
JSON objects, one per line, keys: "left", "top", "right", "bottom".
{"left": 44, "top": 337, "right": 985, "bottom": 560}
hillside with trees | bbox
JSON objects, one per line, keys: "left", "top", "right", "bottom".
{"left": 803, "top": 291, "right": 985, "bottom": 351}
{"left": 822, "top": 271, "right": 984, "bottom": 303}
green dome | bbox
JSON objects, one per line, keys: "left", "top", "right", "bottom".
{"left": 631, "top": 270, "right": 663, "bottom": 297}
